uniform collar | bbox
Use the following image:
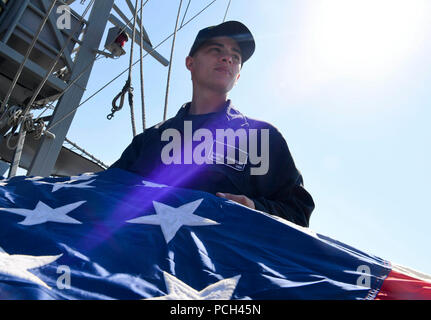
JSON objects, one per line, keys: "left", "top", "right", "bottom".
{"left": 175, "top": 100, "right": 249, "bottom": 128}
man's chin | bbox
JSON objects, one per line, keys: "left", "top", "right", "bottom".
{"left": 208, "top": 81, "right": 235, "bottom": 94}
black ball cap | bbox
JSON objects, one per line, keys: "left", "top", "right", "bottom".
{"left": 188, "top": 21, "right": 255, "bottom": 64}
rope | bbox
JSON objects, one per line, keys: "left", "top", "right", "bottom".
{"left": 139, "top": 0, "right": 146, "bottom": 130}
{"left": 5, "top": 106, "right": 22, "bottom": 128}
{"left": 0, "top": 0, "right": 58, "bottom": 120}
{"left": 108, "top": 77, "right": 131, "bottom": 120}
{"left": 45, "top": 0, "right": 219, "bottom": 133}
{"left": 108, "top": 0, "right": 139, "bottom": 137}
{"left": 32, "top": 118, "right": 46, "bottom": 140}
{"left": 163, "top": 0, "right": 183, "bottom": 121}
{"left": 223, "top": 0, "right": 232, "bottom": 22}
{"left": 107, "top": 0, "right": 152, "bottom": 131}
{"left": 2, "top": 105, "right": 46, "bottom": 148}
{"left": 5, "top": 110, "right": 32, "bottom": 150}
{"left": 7, "top": 122, "right": 27, "bottom": 178}
{"left": 5, "top": 110, "right": 45, "bottom": 178}
{"left": 127, "top": 0, "right": 139, "bottom": 137}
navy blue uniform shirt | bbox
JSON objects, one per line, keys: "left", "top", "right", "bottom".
{"left": 110, "top": 101, "right": 315, "bottom": 227}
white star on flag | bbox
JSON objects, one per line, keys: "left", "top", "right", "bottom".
{"left": 0, "top": 200, "right": 86, "bottom": 225}
{"left": 149, "top": 272, "right": 241, "bottom": 300}
{"left": 32, "top": 179, "right": 95, "bottom": 192}
{"left": 0, "top": 185, "right": 16, "bottom": 203}
{"left": 70, "top": 173, "right": 95, "bottom": 181}
{"left": 127, "top": 199, "right": 218, "bottom": 243}
{"left": 0, "top": 249, "right": 62, "bottom": 289}
{"left": 51, "top": 179, "right": 96, "bottom": 192}
{"left": 141, "top": 180, "right": 168, "bottom": 188}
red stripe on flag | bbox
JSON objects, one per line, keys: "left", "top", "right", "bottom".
{"left": 375, "top": 269, "right": 431, "bottom": 300}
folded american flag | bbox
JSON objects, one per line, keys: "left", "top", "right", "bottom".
{"left": 0, "top": 168, "right": 429, "bottom": 299}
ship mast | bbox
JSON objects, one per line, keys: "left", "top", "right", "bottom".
{"left": 0, "top": 0, "right": 168, "bottom": 177}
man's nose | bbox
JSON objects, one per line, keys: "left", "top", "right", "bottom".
{"left": 220, "top": 53, "right": 233, "bottom": 64}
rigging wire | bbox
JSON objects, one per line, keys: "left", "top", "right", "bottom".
{"left": 223, "top": 0, "right": 232, "bottom": 22}
{"left": 19, "top": 0, "right": 95, "bottom": 130}
{"left": 0, "top": 0, "right": 156, "bottom": 175}
{"left": 2, "top": 0, "right": 99, "bottom": 178}
{"left": 34, "top": 0, "right": 152, "bottom": 126}
{"left": 33, "top": 54, "right": 104, "bottom": 123}
{"left": 44, "top": 0, "right": 219, "bottom": 133}
{"left": 163, "top": 0, "right": 183, "bottom": 121}
{"left": 64, "top": 137, "right": 108, "bottom": 169}
{"left": 180, "top": 0, "right": 192, "bottom": 28}
{"left": 0, "top": 0, "right": 90, "bottom": 177}
{"left": 2, "top": 0, "right": 95, "bottom": 177}
{"left": 0, "top": 0, "right": 94, "bottom": 131}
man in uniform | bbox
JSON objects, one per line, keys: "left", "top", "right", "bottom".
{"left": 110, "top": 21, "right": 315, "bottom": 227}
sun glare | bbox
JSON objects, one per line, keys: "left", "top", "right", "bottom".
{"left": 304, "top": 0, "right": 429, "bottom": 80}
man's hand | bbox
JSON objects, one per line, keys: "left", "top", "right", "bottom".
{"left": 216, "top": 192, "right": 255, "bottom": 210}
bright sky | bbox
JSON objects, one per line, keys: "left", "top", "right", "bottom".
{"left": 65, "top": 0, "right": 431, "bottom": 275}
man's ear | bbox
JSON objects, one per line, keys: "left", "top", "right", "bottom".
{"left": 185, "top": 56, "right": 193, "bottom": 71}
{"left": 234, "top": 72, "right": 241, "bottom": 85}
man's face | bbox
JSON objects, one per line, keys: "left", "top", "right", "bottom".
{"left": 186, "top": 36, "right": 242, "bottom": 94}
